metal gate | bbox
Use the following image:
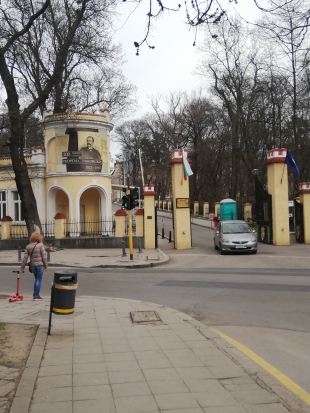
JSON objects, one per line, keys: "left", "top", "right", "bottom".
{"left": 294, "top": 199, "right": 304, "bottom": 243}
{"left": 255, "top": 176, "right": 273, "bottom": 244}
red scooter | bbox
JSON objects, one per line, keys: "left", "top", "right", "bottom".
{"left": 9, "top": 270, "right": 24, "bottom": 302}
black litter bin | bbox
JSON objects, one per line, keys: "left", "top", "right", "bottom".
{"left": 52, "top": 271, "right": 78, "bottom": 315}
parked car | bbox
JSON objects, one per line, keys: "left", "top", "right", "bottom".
{"left": 214, "top": 220, "right": 257, "bottom": 255}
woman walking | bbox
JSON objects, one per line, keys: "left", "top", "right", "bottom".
{"left": 20, "top": 232, "right": 48, "bottom": 300}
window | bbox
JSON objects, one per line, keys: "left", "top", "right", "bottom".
{"left": 12, "top": 192, "right": 25, "bottom": 221}
{"left": 0, "top": 192, "right": 6, "bottom": 219}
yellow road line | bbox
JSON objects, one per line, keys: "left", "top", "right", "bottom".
{"left": 211, "top": 327, "right": 310, "bottom": 406}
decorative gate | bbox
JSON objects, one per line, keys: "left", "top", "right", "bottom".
{"left": 255, "top": 176, "right": 273, "bottom": 244}
{"left": 294, "top": 199, "right": 304, "bottom": 243}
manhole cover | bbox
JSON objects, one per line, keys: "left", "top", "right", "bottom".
{"left": 130, "top": 311, "right": 162, "bottom": 323}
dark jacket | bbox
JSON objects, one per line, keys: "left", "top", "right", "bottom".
{"left": 21, "top": 242, "right": 48, "bottom": 271}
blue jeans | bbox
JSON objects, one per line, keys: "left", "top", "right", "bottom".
{"left": 32, "top": 265, "right": 44, "bottom": 297}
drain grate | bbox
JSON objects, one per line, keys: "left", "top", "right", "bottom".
{"left": 130, "top": 311, "right": 162, "bottom": 323}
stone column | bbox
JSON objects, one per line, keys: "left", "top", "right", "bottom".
{"left": 114, "top": 209, "right": 127, "bottom": 237}
{"left": 193, "top": 201, "right": 199, "bottom": 216}
{"left": 203, "top": 202, "right": 209, "bottom": 218}
{"left": 214, "top": 202, "right": 220, "bottom": 218}
{"left": 243, "top": 203, "right": 252, "bottom": 223}
{"left": 143, "top": 184, "right": 156, "bottom": 249}
{"left": 135, "top": 208, "right": 144, "bottom": 237}
{"left": 170, "top": 149, "right": 192, "bottom": 250}
{"left": 298, "top": 182, "right": 310, "bottom": 243}
{"left": 1, "top": 216, "right": 13, "bottom": 240}
{"left": 266, "top": 148, "right": 290, "bottom": 245}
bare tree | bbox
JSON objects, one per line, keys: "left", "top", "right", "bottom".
{"left": 0, "top": 0, "right": 134, "bottom": 236}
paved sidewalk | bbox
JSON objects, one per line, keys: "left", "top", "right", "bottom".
{"left": 0, "top": 246, "right": 169, "bottom": 269}
{"left": 1, "top": 296, "right": 291, "bottom": 413}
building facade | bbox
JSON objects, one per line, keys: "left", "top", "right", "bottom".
{"left": 0, "top": 110, "right": 114, "bottom": 237}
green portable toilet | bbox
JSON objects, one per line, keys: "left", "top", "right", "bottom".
{"left": 220, "top": 198, "right": 237, "bottom": 220}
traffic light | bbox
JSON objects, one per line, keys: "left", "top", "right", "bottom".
{"left": 130, "top": 187, "right": 139, "bottom": 209}
{"left": 122, "top": 188, "right": 130, "bottom": 210}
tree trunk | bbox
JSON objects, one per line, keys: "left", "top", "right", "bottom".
{"left": 0, "top": 54, "right": 41, "bottom": 236}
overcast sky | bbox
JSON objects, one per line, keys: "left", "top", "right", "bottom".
{"left": 110, "top": 0, "right": 262, "bottom": 156}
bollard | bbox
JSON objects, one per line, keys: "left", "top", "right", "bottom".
{"left": 18, "top": 246, "right": 21, "bottom": 261}
{"left": 169, "top": 231, "right": 172, "bottom": 243}
{"left": 138, "top": 238, "right": 142, "bottom": 253}
{"left": 47, "top": 250, "right": 51, "bottom": 262}
{"left": 162, "top": 227, "right": 165, "bottom": 239}
{"left": 122, "top": 240, "right": 127, "bottom": 257}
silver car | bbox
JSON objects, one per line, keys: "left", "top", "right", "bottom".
{"left": 214, "top": 220, "right": 257, "bottom": 255}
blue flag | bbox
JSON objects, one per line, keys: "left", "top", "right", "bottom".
{"left": 285, "top": 151, "right": 300, "bottom": 176}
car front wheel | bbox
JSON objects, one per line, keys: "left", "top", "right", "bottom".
{"left": 220, "top": 244, "right": 226, "bottom": 255}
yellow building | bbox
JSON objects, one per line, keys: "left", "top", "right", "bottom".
{"left": 0, "top": 110, "right": 114, "bottom": 239}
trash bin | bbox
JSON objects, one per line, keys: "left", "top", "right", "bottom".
{"left": 52, "top": 271, "right": 77, "bottom": 315}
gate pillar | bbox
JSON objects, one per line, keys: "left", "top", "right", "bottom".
{"left": 299, "top": 182, "right": 310, "bottom": 243}
{"left": 266, "top": 148, "right": 290, "bottom": 245}
{"left": 143, "top": 184, "right": 156, "bottom": 249}
{"left": 170, "top": 149, "right": 192, "bottom": 250}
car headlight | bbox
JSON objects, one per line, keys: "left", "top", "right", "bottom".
{"left": 221, "top": 236, "right": 230, "bottom": 242}
{"left": 250, "top": 234, "right": 257, "bottom": 242}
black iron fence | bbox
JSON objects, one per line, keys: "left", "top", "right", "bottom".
{"left": 63, "top": 217, "right": 116, "bottom": 237}
{"left": 7, "top": 218, "right": 119, "bottom": 239}
{"left": 10, "top": 220, "right": 55, "bottom": 239}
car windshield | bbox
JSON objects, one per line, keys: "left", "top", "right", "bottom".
{"left": 222, "top": 223, "right": 251, "bottom": 234}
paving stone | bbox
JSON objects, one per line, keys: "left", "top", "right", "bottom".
{"left": 147, "top": 379, "right": 189, "bottom": 394}
{"left": 73, "top": 371, "right": 109, "bottom": 386}
{"left": 73, "top": 384, "right": 112, "bottom": 400}
{"left": 155, "top": 392, "right": 200, "bottom": 410}
{"left": 114, "top": 394, "right": 159, "bottom": 413}
{"left": 29, "top": 400, "right": 72, "bottom": 413}
{"left": 111, "top": 381, "right": 151, "bottom": 397}
{"left": 73, "top": 398, "right": 115, "bottom": 413}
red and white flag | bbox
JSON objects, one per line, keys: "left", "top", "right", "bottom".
{"left": 182, "top": 149, "right": 193, "bottom": 180}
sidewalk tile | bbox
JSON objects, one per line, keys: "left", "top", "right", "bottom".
{"left": 231, "top": 389, "right": 279, "bottom": 405}
{"left": 102, "top": 344, "right": 132, "bottom": 353}
{"left": 143, "top": 368, "right": 181, "bottom": 382}
{"left": 147, "top": 379, "right": 189, "bottom": 394}
{"left": 114, "top": 395, "right": 159, "bottom": 413}
{"left": 32, "top": 386, "right": 72, "bottom": 403}
{"left": 29, "top": 401, "right": 72, "bottom": 413}
{"left": 108, "top": 369, "right": 145, "bottom": 384}
{"left": 176, "top": 367, "right": 213, "bottom": 380}
{"left": 170, "top": 356, "right": 205, "bottom": 368}
{"left": 73, "top": 384, "right": 112, "bottom": 400}
{"left": 73, "top": 361, "right": 106, "bottom": 374}
{"left": 111, "top": 381, "right": 151, "bottom": 397}
{"left": 73, "top": 398, "right": 116, "bottom": 413}
{"left": 104, "top": 352, "right": 136, "bottom": 362}
{"left": 194, "top": 391, "right": 239, "bottom": 407}
{"left": 34, "top": 374, "right": 71, "bottom": 389}
{"left": 73, "top": 353, "right": 104, "bottom": 364}
{"left": 105, "top": 360, "right": 141, "bottom": 372}
{"left": 244, "top": 404, "right": 291, "bottom": 413}
{"left": 155, "top": 393, "right": 200, "bottom": 410}
{"left": 73, "top": 371, "right": 109, "bottom": 386}
{"left": 38, "top": 364, "right": 72, "bottom": 377}
{"left": 184, "top": 379, "right": 225, "bottom": 393}
{"left": 163, "top": 409, "right": 204, "bottom": 413}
